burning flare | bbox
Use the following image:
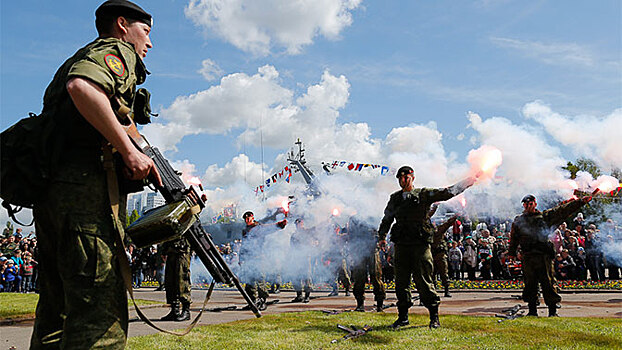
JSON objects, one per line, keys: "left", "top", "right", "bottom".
{"left": 594, "top": 176, "right": 619, "bottom": 193}
{"left": 467, "top": 145, "right": 503, "bottom": 177}
{"left": 332, "top": 208, "right": 340, "bottom": 217}
{"left": 281, "top": 199, "right": 290, "bottom": 213}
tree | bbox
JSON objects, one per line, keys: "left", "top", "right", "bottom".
{"left": 563, "top": 158, "right": 601, "bottom": 179}
{"left": 127, "top": 209, "right": 141, "bottom": 226}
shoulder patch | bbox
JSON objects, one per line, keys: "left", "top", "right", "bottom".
{"left": 105, "top": 54, "right": 125, "bottom": 77}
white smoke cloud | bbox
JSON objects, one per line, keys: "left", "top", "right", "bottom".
{"left": 522, "top": 101, "right": 622, "bottom": 169}
{"left": 198, "top": 58, "right": 224, "bottom": 81}
{"left": 185, "top": 0, "right": 362, "bottom": 55}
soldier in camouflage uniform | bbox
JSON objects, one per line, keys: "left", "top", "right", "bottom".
{"left": 508, "top": 194, "right": 592, "bottom": 317}
{"left": 160, "top": 239, "right": 192, "bottom": 321}
{"left": 29, "top": 1, "right": 160, "bottom": 348}
{"left": 347, "top": 216, "right": 386, "bottom": 312}
{"left": 378, "top": 166, "right": 478, "bottom": 329}
{"left": 432, "top": 215, "right": 457, "bottom": 298}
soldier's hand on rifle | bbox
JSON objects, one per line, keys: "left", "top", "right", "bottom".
{"left": 123, "top": 149, "right": 163, "bottom": 187}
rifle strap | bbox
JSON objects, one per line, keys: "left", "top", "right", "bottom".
{"left": 102, "top": 145, "right": 213, "bottom": 336}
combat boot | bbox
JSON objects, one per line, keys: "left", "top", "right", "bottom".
{"left": 160, "top": 300, "right": 179, "bottom": 321}
{"left": 303, "top": 291, "right": 311, "bottom": 303}
{"left": 292, "top": 291, "right": 304, "bottom": 303}
{"left": 527, "top": 303, "right": 538, "bottom": 316}
{"left": 327, "top": 287, "right": 339, "bottom": 297}
{"left": 376, "top": 299, "right": 384, "bottom": 312}
{"left": 548, "top": 304, "right": 560, "bottom": 317}
{"left": 428, "top": 305, "right": 440, "bottom": 329}
{"left": 390, "top": 309, "right": 409, "bottom": 329}
{"left": 354, "top": 298, "right": 365, "bottom": 312}
{"left": 444, "top": 286, "right": 452, "bottom": 298}
{"left": 176, "top": 301, "right": 191, "bottom": 321}
{"left": 345, "top": 286, "right": 350, "bottom": 296}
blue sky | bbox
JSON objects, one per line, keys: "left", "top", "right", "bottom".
{"left": 1, "top": 1, "right": 621, "bottom": 216}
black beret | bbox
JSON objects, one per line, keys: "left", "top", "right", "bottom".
{"left": 96, "top": 0, "right": 152, "bottom": 27}
{"left": 521, "top": 194, "right": 536, "bottom": 203}
{"left": 242, "top": 211, "right": 254, "bottom": 219}
{"left": 396, "top": 165, "right": 414, "bottom": 178}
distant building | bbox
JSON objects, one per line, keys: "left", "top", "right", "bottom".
{"left": 127, "top": 193, "right": 143, "bottom": 216}
{"left": 143, "top": 192, "right": 165, "bottom": 213}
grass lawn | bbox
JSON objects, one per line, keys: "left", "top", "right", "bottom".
{"left": 127, "top": 311, "right": 621, "bottom": 350}
{"left": 0, "top": 293, "right": 163, "bottom": 319}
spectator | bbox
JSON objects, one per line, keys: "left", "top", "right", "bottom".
{"left": 448, "top": 241, "right": 462, "bottom": 280}
{"left": 3, "top": 259, "right": 21, "bottom": 292}
{"left": 478, "top": 241, "right": 493, "bottom": 280}
{"left": 21, "top": 253, "right": 37, "bottom": 292}
{"left": 556, "top": 249, "right": 576, "bottom": 280}
{"left": 462, "top": 236, "right": 478, "bottom": 280}
{"left": 585, "top": 230, "right": 605, "bottom": 281}
{"left": 1, "top": 235, "right": 18, "bottom": 255}
{"left": 574, "top": 247, "right": 588, "bottom": 280}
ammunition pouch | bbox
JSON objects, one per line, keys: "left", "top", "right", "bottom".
{"left": 132, "top": 88, "right": 156, "bottom": 125}
{"left": 126, "top": 198, "right": 199, "bottom": 248}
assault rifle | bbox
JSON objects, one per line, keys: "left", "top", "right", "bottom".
{"left": 116, "top": 104, "right": 261, "bottom": 318}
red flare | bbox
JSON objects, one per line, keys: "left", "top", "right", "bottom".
{"left": 332, "top": 208, "right": 340, "bottom": 216}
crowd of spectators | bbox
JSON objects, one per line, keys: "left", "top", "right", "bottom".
{"left": 1, "top": 225, "right": 39, "bottom": 293}
{"left": 3, "top": 214, "right": 621, "bottom": 295}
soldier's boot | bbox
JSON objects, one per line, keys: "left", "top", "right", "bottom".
{"left": 390, "top": 308, "right": 409, "bottom": 329}
{"left": 444, "top": 285, "right": 452, "bottom": 298}
{"left": 376, "top": 299, "right": 384, "bottom": 312}
{"left": 354, "top": 298, "right": 365, "bottom": 312}
{"left": 527, "top": 303, "right": 538, "bottom": 317}
{"left": 161, "top": 301, "right": 180, "bottom": 321}
{"left": 176, "top": 301, "right": 191, "bottom": 322}
{"left": 345, "top": 286, "right": 350, "bottom": 296}
{"left": 428, "top": 305, "right": 441, "bottom": 329}
{"left": 327, "top": 286, "right": 338, "bottom": 297}
{"left": 303, "top": 291, "right": 311, "bottom": 303}
{"left": 548, "top": 304, "right": 560, "bottom": 317}
{"left": 291, "top": 291, "right": 304, "bottom": 303}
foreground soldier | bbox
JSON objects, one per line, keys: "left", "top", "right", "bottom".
{"left": 378, "top": 166, "right": 478, "bottom": 329}
{"left": 30, "top": 1, "right": 160, "bottom": 348}
{"left": 508, "top": 194, "right": 592, "bottom": 317}
{"left": 160, "top": 239, "right": 192, "bottom": 321}
{"left": 290, "top": 218, "right": 314, "bottom": 303}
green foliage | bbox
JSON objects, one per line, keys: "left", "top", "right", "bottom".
{"left": 127, "top": 311, "right": 622, "bottom": 350}
{"left": 563, "top": 157, "right": 602, "bottom": 179}
{"left": 129, "top": 209, "right": 141, "bottom": 225}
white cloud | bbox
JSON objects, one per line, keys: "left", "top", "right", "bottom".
{"left": 185, "top": 0, "right": 362, "bottom": 55}
{"left": 522, "top": 101, "right": 622, "bottom": 168}
{"left": 490, "top": 37, "right": 594, "bottom": 66}
{"left": 198, "top": 58, "right": 224, "bottom": 81}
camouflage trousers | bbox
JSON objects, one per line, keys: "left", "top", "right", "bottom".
{"left": 164, "top": 242, "right": 192, "bottom": 306}
{"left": 522, "top": 253, "right": 561, "bottom": 306}
{"left": 394, "top": 243, "right": 440, "bottom": 311}
{"left": 351, "top": 249, "right": 385, "bottom": 302}
{"left": 244, "top": 273, "right": 269, "bottom": 302}
{"left": 433, "top": 252, "right": 449, "bottom": 288}
{"left": 31, "top": 161, "right": 128, "bottom": 349}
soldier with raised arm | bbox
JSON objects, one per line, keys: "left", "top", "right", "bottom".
{"left": 378, "top": 166, "right": 478, "bottom": 329}
{"left": 508, "top": 194, "right": 592, "bottom": 317}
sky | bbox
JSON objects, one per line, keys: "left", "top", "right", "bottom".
{"left": 1, "top": 0, "right": 621, "bottom": 225}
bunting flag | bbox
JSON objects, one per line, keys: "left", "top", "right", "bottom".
{"left": 254, "top": 165, "right": 293, "bottom": 195}
{"left": 323, "top": 160, "right": 396, "bottom": 176}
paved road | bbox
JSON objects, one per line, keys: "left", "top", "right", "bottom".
{"left": 2, "top": 288, "right": 621, "bottom": 349}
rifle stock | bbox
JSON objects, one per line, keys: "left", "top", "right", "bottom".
{"left": 121, "top": 119, "right": 261, "bottom": 318}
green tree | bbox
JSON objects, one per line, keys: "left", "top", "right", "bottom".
{"left": 563, "top": 157, "right": 601, "bottom": 179}
{"left": 128, "top": 209, "right": 141, "bottom": 226}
